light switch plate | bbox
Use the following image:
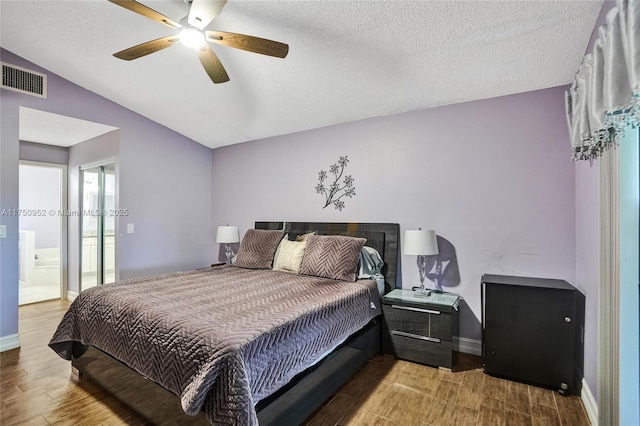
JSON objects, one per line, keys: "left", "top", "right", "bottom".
{"left": 0, "top": 225, "right": 6, "bottom": 238}
{"left": 127, "top": 223, "right": 134, "bottom": 234}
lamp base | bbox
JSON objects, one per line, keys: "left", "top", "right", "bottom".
{"left": 225, "top": 244, "right": 234, "bottom": 265}
{"left": 413, "top": 287, "right": 431, "bottom": 297}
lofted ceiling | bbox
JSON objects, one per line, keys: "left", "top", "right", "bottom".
{"left": 1, "top": 0, "right": 603, "bottom": 149}
{"left": 18, "top": 107, "right": 119, "bottom": 147}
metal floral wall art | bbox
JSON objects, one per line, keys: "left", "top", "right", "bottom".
{"left": 315, "top": 155, "right": 356, "bottom": 211}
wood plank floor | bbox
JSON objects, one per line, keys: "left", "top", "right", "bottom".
{"left": 303, "top": 354, "right": 590, "bottom": 425}
{"left": 1, "top": 300, "right": 590, "bottom": 425}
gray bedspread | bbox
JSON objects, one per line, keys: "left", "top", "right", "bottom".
{"left": 49, "top": 266, "right": 381, "bottom": 425}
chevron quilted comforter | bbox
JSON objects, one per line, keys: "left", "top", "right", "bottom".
{"left": 49, "top": 266, "right": 381, "bottom": 425}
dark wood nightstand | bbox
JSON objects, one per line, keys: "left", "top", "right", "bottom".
{"left": 196, "top": 263, "right": 226, "bottom": 271}
{"left": 382, "top": 289, "right": 459, "bottom": 369}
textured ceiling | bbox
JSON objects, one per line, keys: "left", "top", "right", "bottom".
{"left": 19, "top": 107, "right": 118, "bottom": 147}
{"left": 1, "top": 0, "right": 603, "bottom": 149}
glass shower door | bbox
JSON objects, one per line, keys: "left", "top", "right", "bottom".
{"left": 80, "top": 164, "right": 116, "bottom": 290}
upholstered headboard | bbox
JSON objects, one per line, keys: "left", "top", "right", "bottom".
{"left": 255, "top": 222, "right": 400, "bottom": 293}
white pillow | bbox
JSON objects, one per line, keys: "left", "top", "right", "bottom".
{"left": 272, "top": 238, "right": 307, "bottom": 273}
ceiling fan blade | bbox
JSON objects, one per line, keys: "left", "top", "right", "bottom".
{"left": 109, "top": 0, "right": 181, "bottom": 29}
{"left": 198, "top": 45, "right": 230, "bottom": 84}
{"left": 113, "top": 36, "right": 180, "bottom": 61}
{"left": 188, "top": 0, "right": 227, "bottom": 30}
{"left": 205, "top": 31, "right": 289, "bottom": 58}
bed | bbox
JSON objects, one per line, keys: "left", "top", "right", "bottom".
{"left": 49, "top": 221, "right": 400, "bottom": 425}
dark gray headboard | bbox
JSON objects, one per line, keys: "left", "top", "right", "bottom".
{"left": 255, "top": 222, "right": 400, "bottom": 293}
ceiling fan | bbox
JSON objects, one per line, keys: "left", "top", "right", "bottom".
{"left": 108, "top": 0, "right": 289, "bottom": 84}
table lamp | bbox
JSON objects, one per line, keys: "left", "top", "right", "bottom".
{"left": 404, "top": 228, "right": 439, "bottom": 296}
{"left": 216, "top": 225, "right": 239, "bottom": 265}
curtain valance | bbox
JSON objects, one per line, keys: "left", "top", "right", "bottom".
{"left": 566, "top": 0, "right": 640, "bottom": 161}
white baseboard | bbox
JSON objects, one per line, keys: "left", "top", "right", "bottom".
{"left": 581, "top": 378, "right": 598, "bottom": 426}
{"left": 0, "top": 333, "right": 20, "bottom": 352}
{"left": 454, "top": 336, "right": 482, "bottom": 356}
{"left": 67, "top": 290, "right": 78, "bottom": 302}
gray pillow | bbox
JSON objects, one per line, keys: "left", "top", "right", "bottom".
{"left": 359, "top": 246, "right": 384, "bottom": 278}
{"left": 235, "top": 229, "right": 284, "bottom": 269}
{"left": 299, "top": 234, "right": 366, "bottom": 282}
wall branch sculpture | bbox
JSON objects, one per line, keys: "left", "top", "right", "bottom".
{"left": 315, "top": 156, "right": 356, "bottom": 211}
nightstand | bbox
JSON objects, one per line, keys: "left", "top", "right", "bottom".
{"left": 382, "top": 289, "right": 459, "bottom": 369}
{"left": 196, "top": 263, "right": 226, "bottom": 271}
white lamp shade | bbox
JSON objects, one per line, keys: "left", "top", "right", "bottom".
{"left": 216, "top": 225, "right": 239, "bottom": 244}
{"left": 403, "top": 229, "right": 439, "bottom": 256}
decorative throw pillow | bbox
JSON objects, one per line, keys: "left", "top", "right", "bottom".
{"left": 299, "top": 234, "right": 366, "bottom": 282}
{"left": 272, "top": 238, "right": 307, "bottom": 273}
{"left": 295, "top": 231, "right": 316, "bottom": 242}
{"left": 235, "top": 229, "right": 284, "bottom": 269}
{"left": 358, "top": 246, "right": 385, "bottom": 278}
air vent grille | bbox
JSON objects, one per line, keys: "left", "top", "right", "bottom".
{"left": 1, "top": 62, "right": 47, "bottom": 98}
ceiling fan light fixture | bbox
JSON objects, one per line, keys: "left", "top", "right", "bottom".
{"left": 108, "top": 0, "right": 288, "bottom": 84}
{"left": 179, "top": 27, "right": 205, "bottom": 49}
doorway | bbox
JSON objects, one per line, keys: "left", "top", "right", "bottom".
{"left": 80, "top": 164, "right": 116, "bottom": 290}
{"left": 18, "top": 162, "right": 67, "bottom": 305}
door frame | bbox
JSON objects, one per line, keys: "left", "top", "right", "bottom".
{"left": 18, "top": 160, "right": 68, "bottom": 301}
{"left": 598, "top": 127, "right": 640, "bottom": 425}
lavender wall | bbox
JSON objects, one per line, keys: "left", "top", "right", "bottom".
{"left": 212, "top": 86, "right": 577, "bottom": 343}
{"left": 116, "top": 112, "right": 214, "bottom": 280}
{"left": 575, "top": 160, "right": 599, "bottom": 400}
{"left": 0, "top": 48, "right": 213, "bottom": 344}
{"left": 20, "top": 141, "right": 69, "bottom": 165}
{"left": 0, "top": 83, "right": 21, "bottom": 340}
